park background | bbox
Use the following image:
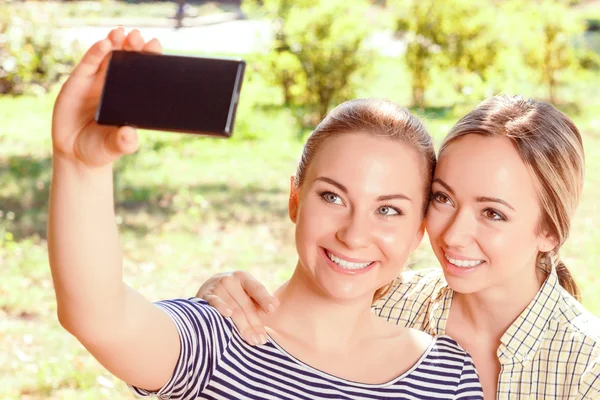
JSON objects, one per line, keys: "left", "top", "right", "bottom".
{"left": 1, "top": 0, "right": 599, "bottom": 398}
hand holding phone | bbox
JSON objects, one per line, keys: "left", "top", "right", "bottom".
{"left": 52, "top": 28, "right": 161, "bottom": 169}
{"left": 96, "top": 51, "right": 245, "bottom": 138}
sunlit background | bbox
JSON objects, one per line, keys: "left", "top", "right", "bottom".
{"left": 1, "top": 0, "right": 599, "bottom": 398}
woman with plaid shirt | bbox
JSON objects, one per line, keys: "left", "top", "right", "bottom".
{"left": 196, "top": 95, "right": 600, "bottom": 399}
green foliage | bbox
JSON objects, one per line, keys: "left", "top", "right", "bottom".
{"left": 392, "top": 0, "right": 501, "bottom": 107}
{"left": 516, "top": 0, "right": 588, "bottom": 103}
{"left": 243, "top": 0, "right": 375, "bottom": 132}
{"left": 0, "top": 4, "right": 81, "bottom": 96}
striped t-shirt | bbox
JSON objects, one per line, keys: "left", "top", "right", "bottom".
{"left": 131, "top": 298, "right": 483, "bottom": 400}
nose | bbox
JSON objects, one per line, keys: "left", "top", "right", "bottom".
{"left": 442, "top": 208, "right": 475, "bottom": 249}
{"left": 336, "top": 210, "right": 371, "bottom": 250}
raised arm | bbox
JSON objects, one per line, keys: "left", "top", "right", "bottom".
{"left": 48, "top": 28, "right": 179, "bottom": 390}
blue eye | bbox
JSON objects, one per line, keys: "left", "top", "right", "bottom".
{"left": 321, "top": 192, "right": 343, "bottom": 205}
{"left": 377, "top": 205, "right": 401, "bottom": 216}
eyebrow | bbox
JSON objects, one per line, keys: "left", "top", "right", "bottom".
{"left": 313, "top": 176, "right": 412, "bottom": 202}
{"left": 432, "top": 178, "right": 516, "bottom": 211}
{"left": 476, "top": 196, "right": 516, "bottom": 212}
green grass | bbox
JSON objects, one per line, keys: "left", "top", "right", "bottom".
{"left": 1, "top": 49, "right": 600, "bottom": 398}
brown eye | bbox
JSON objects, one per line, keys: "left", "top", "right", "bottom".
{"left": 482, "top": 208, "right": 506, "bottom": 221}
{"left": 433, "top": 192, "right": 452, "bottom": 205}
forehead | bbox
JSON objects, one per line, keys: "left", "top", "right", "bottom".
{"left": 436, "top": 134, "right": 539, "bottom": 204}
{"left": 305, "top": 132, "right": 425, "bottom": 197}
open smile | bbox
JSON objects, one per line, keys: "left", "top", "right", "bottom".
{"left": 442, "top": 250, "right": 486, "bottom": 275}
{"left": 444, "top": 253, "right": 484, "bottom": 268}
{"left": 320, "top": 248, "right": 377, "bottom": 275}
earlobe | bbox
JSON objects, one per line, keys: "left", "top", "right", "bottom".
{"left": 288, "top": 176, "right": 299, "bottom": 224}
{"left": 538, "top": 231, "right": 558, "bottom": 253}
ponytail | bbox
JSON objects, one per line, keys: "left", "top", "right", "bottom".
{"left": 555, "top": 259, "right": 581, "bottom": 302}
{"left": 538, "top": 251, "right": 582, "bottom": 302}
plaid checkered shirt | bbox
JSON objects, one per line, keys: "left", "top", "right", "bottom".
{"left": 373, "top": 268, "right": 600, "bottom": 399}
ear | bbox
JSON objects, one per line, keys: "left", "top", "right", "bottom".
{"left": 538, "top": 231, "right": 558, "bottom": 253}
{"left": 410, "top": 220, "right": 426, "bottom": 252}
{"left": 288, "top": 176, "right": 299, "bottom": 224}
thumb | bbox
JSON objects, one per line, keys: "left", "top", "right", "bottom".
{"left": 106, "top": 126, "right": 140, "bottom": 157}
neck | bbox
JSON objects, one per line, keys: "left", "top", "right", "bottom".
{"left": 264, "top": 262, "right": 377, "bottom": 354}
{"left": 452, "top": 264, "right": 546, "bottom": 340}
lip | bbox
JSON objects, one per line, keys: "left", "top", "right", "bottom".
{"left": 441, "top": 249, "right": 485, "bottom": 276}
{"left": 324, "top": 248, "right": 373, "bottom": 264}
{"left": 443, "top": 250, "right": 484, "bottom": 262}
{"left": 320, "top": 247, "right": 377, "bottom": 276}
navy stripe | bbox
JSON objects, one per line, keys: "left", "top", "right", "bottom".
{"left": 131, "top": 299, "right": 483, "bottom": 400}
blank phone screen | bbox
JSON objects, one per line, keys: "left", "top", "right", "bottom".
{"left": 96, "top": 51, "right": 245, "bottom": 136}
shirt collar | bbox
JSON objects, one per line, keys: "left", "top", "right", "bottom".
{"left": 427, "top": 279, "right": 453, "bottom": 335}
{"left": 498, "top": 268, "right": 561, "bottom": 363}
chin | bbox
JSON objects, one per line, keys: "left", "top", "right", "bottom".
{"left": 442, "top": 276, "right": 480, "bottom": 294}
{"left": 441, "top": 269, "right": 492, "bottom": 295}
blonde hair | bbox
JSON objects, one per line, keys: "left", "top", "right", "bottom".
{"left": 294, "top": 98, "right": 436, "bottom": 302}
{"left": 439, "top": 95, "right": 585, "bottom": 301}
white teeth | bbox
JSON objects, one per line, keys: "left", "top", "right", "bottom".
{"left": 445, "top": 254, "right": 484, "bottom": 268}
{"left": 326, "top": 251, "right": 372, "bottom": 270}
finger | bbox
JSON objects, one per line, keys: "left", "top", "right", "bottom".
{"left": 204, "top": 294, "right": 233, "bottom": 317}
{"left": 107, "top": 26, "right": 125, "bottom": 47}
{"left": 240, "top": 275, "right": 279, "bottom": 313}
{"left": 142, "top": 38, "right": 163, "bottom": 55}
{"left": 70, "top": 38, "right": 112, "bottom": 78}
{"left": 211, "top": 288, "right": 260, "bottom": 345}
{"left": 230, "top": 305, "right": 266, "bottom": 346}
{"left": 221, "top": 279, "right": 268, "bottom": 345}
{"left": 195, "top": 272, "right": 228, "bottom": 299}
{"left": 95, "top": 27, "right": 127, "bottom": 79}
{"left": 124, "top": 29, "right": 145, "bottom": 52}
{"left": 107, "top": 126, "right": 139, "bottom": 156}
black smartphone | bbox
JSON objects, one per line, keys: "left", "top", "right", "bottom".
{"left": 96, "top": 51, "right": 245, "bottom": 138}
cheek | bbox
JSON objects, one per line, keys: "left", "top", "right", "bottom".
{"left": 425, "top": 207, "right": 448, "bottom": 242}
{"left": 474, "top": 227, "right": 507, "bottom": 256}
{"left": 374, "top": 221, "right": 418, "bottom": 257}
{"left": 295, "top": 199, "right": 336, "bottom": 242}
{"left": 479, "top": 222, "right": 540, "bottom": 261}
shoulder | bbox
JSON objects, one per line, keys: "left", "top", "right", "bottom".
{"left": 154, "top": 298, "right": 235, "bottom": 336}
{"left": 155, "top": 297, "right": 224, "bottom": 319}
{"left": 431, "top": 335, "right": 473, "bottom": 358}
{"left": 416, "top": 335, "right": 481, "bottom": 382}
{"left": 552, "top": 289, "right": 600, "bottom": 345}
{"left": 129, "top": 299, "right": 236, "bottom": 399}
{"left": 428, "top": 336, "right": 483, "bottom": 397}
{"left": 545, "top": 288, "right": 600, "bottom": 392}
{"left": 427, "top": 336, "right": 481, "bottom": 376}
{"left": 427, "top": 335, "right": 479, "bottom": 371}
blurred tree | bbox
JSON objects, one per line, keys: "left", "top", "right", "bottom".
{"left": 392, "top": 0, "right": 441, "bottom": 108}
{"left": 518, "top": 0, "right": 588, "bottom": 104}
{"left": 391, "top": 0, "right": 501, "bottom": 107}
{"left": 243, "top": 0, "right": 374, "bottom": 131}
{"left": 0, "top": 5, "right": 79, "bottom": 96}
